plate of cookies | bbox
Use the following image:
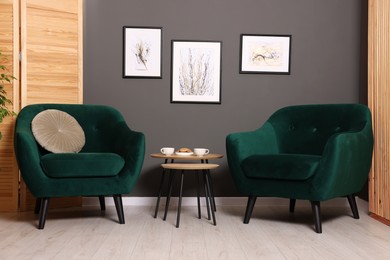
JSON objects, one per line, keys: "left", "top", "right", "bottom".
{"left": 175, "top": 147, "right": 194, "bottom": 156}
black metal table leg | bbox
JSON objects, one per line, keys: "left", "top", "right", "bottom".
{"left": 176, "top": 170, "right": 185, "bottom": 228}
{"left": 204, "top": 170, "right": 217, "bottom": 225}
{"left": 202, "top": 159, "right": 216, "bottom": 212}
{"left": 163, "top": 169, "right": 175, "bottom": 221}
{"left": 154, "top": 159, "right": 168, "bottom": 218}
{"left": 205, "top": 168, "right": 216, "bottom": 212}
{"left": 196, "top": 171, "right": 201, "bottom": 219}
{"left": 203, "top": 170, "right": 211, "bottom": 220}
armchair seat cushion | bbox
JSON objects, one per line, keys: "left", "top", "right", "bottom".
{"left": 41, "top": 153, "right": 125, "bottom": 178}
{"left": 241, "top": 154, "right": 321, "bottom": 181}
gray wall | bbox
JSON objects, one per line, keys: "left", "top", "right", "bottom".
{"left": 84, "top": 0, "right": 366, "bottom": 196}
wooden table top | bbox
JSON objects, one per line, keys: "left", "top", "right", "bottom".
{"left": 161, "top": 163, "right": 219, "bottom": 170}
{"left": 150, "top": 153, "right": 223, "bottom": 160}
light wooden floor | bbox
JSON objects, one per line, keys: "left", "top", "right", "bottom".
{"left": 0, "top": 199, "right": 390, "bottom": 259}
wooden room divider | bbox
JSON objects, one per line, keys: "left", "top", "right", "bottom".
{"left": 368, "top": 0, "right": 390, "bottom": 224}
{"left": 0, "top": 0, "right": 83, "bottom": 212}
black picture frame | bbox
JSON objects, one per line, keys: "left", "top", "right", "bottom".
{"left": 123, "top": 26, "right": 162, "bottom": 78}
{"left": 240, "top": 34, "right": 291, "bottom": 75}
{"left": 171, "top": 40, "right": 222, "bottom": 104}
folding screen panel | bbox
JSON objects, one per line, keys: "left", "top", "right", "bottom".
{"left": 0, "top": 0, "right": 19, "bottom": 212}
{"left": 19, "top": 0, "right": 83, "bottom": 211}
{"left": 368, "top": 0, "right": 390, "bottom": 223}
{"left": 20, "top": 0, "right": 83, "bottom": 106}
{"left": 0, "top": 0, "right": 83, "bottom": 211}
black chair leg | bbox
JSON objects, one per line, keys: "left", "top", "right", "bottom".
{"left": 244, "top": 196, "right": 257, "bottom": 224}
{"left": 310, "top": 201, "right": 322, "bottom": 233}
{"left": 289, "top": 199, "right": 296, "bottom": 213}
{"left": 113, "top": 194, "right": 125, "bottom": 224}
{"left": 38, "top": 198, "right": 50, "bottom": 230}
{"left": 34, "top": 198, "right": 41, "bottom": 214}
{"left": 347, "top": 194, "right": 360, "bottom": 219}
{"left": 99, "top": 196, "right": 106, "bottom": 211}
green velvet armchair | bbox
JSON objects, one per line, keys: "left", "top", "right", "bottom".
{"left": 14, "top": 104, "right": 145, "bottom": 229}
{"left": 226, "top": 104, "right": 373, "bottom": 233}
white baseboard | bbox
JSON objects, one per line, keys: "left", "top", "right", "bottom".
{"left": 82, "top": 196, "right": 352, "bottom": 208}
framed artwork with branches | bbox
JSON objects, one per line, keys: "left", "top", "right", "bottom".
{"left": 171, "top": 40, "right": 222, "bottom": 104}
{"left": 123, "top": 26, "right": 162, "bottom": 78}
{"left": 240, "top": 34, "right": 291, "bottom": 75}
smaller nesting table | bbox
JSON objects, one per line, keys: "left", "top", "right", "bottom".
{"left": 151, "top": 153, "right": 223, "bottom": 228}
{"left": 161, "top": 163, "right": 219, "bottom": 227}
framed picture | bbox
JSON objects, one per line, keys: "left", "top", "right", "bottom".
{"left": 171, "top": 40, "right": 222, "bottom": 104}
{"left": 123, "top": 26, "right": 162, "bottom": 78}
{"left": 240, "top": 34, "right": 291, "bottom": 74}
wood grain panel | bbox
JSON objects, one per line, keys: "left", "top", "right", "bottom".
{"left": 20, "top": 0, "right": 83, "bottom": 106}
{"left": 368, "top": 0, "right": 390, "bottom": 221}
{"left": 19, "top": 0, "right": 83, "bottom": 211}
{"left": 0, "top": 0, "right": 20, "bottom": 212}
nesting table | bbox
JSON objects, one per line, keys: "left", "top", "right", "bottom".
{"left": 151, "top": 153, "right": 223, "bottom": 228}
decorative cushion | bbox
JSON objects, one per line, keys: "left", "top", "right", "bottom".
{"left": 31, "top": 109, "right": 85, "bottom": 153}
{"left": 241, "top": 154, "right": 321, "bottom": 181}
{"left": 41, "top": 153, "right": 125, "bottom": 178}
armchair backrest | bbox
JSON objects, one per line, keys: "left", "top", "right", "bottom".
{"left": 268, "top": 104, "right": 372, "bottom": 155}
{"left": 16, "top": 104, "right": 126, "bottom": 154}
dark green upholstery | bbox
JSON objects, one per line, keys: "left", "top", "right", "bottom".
{"left": 14, "top": 104, "right": 145, "bottom": 229}
{"left": 41, "top": 153, "right": 125, "bottom": 178}
{"left": 242, "top": 154, "right": 321, "bottom": 181}
{"left": 226, "top": 104, "right": 373, "bottom": 233}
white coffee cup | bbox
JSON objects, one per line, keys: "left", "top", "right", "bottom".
{"left": 160, "top": 147, "right": 175, "bottom": 155}
{"left": 194, "top": 148, "right": 210, "bottom": 156}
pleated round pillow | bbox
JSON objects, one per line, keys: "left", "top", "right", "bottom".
{"left": 31, "top": 109, "right": 85, "bottom": 153}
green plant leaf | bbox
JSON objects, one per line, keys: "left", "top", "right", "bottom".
{"left": 0, "top": 49, "right": 16, "bottom": 141}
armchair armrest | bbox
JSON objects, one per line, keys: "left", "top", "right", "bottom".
{"left": 15, "top": 131, "right": 50, "bottom": 197}
{"left": 112, "top": 121, "right": 145, "bottom": 179}
{"left": 227, "top": 122, "right": 279, "bottom": 160}
{"left": 313, "top": 129, "right": 373, "bottom": 200}
{"left": 226, "top": 122, "right": 279, "bottom": 194}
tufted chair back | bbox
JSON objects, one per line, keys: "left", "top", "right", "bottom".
{"left": 15, "top": 104, "right": 124, "bottom": 154}
{"left": 268, "top": 104, "right": 371, "bottom": 155}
